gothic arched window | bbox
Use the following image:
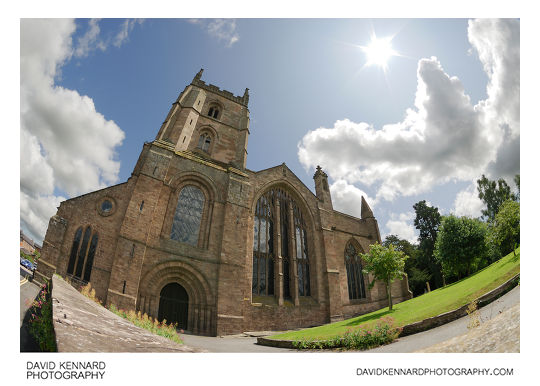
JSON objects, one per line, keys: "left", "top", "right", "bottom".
{"left": 252, "top": 191, "right": 274, "bottom": 296}
{"left": 171, "top": 185, "right": 205, "bottom": 246}
{"left": 197, "top": 133, "right": 212, "bottom": 153}
{"left": 66, "top": 226, "right": 98, "bottom": 282}
{"left": 252, "top": 188, "right": 311, "bottom": 299}
{"left": 294, "top": 203, "right": 310, "bottom": 296}
{"left": 345, "top": 243, "right": 366, "bottom": 300}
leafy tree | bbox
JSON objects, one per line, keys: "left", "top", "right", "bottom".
{"left": 413, "top": 200, "right": 443, "bottom": 288}
{"left": 514, "top": 174, "right": 520, "bottom": 201}
{"left": 477, "top": 174, "right": 517, "bottom": 222}
{"left": 383, "top": 235, "right": 426, "bottom": 297}
{"left": 434, "top": 215, "right": 489, "bottom": 281}
{"left": 360, "top": 243, "right": 408, "bottom": 311}
{"left": 491, "top": 200, "right": 520, "bottom": 257}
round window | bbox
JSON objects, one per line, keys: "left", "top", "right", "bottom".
{"left": 101, "top": 200, "right": 113, "bottom": 213}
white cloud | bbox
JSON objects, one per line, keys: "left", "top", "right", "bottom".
{"left": 453, "top": 182, "right": 484, "bottom": 218}
{"left": 114, "top": 19, "right": 144, "bottom": 48}
{"left": 298, "top": 19, "right": 519, "bottom": 205}
{"left": 385, "top": 212, "right": 417, "bottom": 244}
{"left": 329, "top": 179, "right": 376, "bottom": 218}
{"left": 20, "top": 19, "right": 126, "bottom": 242}
{"left": 74, "top": 18, "right": 106, "bottom": 58}
{"left": 189, "top": 19, "right": 239, "bottom": 47}
{"left": 73, "top": 18, "right": 144, "bottom": 58}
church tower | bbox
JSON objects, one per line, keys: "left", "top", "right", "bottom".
{"left": 154, "top": 69, "right": 250, "bottom": 169}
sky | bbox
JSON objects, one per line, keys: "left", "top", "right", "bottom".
{"left": 20, "top": 17, "right": 521, "bottom": 245}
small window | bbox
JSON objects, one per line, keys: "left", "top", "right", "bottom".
{"left": 101, "top": 200, "right": 112, "bottom": 213}
{"left": 207, "top": 106, "right": 220, "bottom": 119}
{"left": 197, "top": 133, "right": 212, "bottom": 153}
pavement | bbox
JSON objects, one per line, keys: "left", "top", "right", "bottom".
{"left": 20, "top": 272, "right": 519, "bottom": 353}
{"left": 364, "top": 284, "right": 519, "bottom": 353}
{"left": 181, "top": 285, "right": 520, "bottom": 353}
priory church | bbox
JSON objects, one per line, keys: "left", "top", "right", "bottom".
{"left": 37, "top": 70, "right": 411, "bottom": 336}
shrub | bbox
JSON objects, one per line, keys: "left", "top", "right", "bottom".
{"left": 28, "top": 281, "right": 57, "bottom": 352}
{"left": 80, "top": 283, "right": 102, "bottom": 304}
{"left": 293, "top": 316, "right": 401, "bottom": 350}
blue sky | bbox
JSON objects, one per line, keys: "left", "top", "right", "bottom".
{"left": 20, "top": 17, "right": 520, "bottom": 244}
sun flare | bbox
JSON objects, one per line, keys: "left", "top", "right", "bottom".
{"left": 362, "top": 36, "right": 397, "bottom": 69}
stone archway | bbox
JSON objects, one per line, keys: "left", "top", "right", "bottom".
{"left": 137, "top": 260, "right": 216, "bottom": 336}
{"left": 158, "top": 283, "right": 189, "bottom": 329}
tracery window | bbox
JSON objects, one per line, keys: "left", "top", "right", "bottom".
{"left": 66, "top": 226, "right": 98, "bottom": 282}
{"left": 252, "top": 191, "right": 274, "bottom": 296}
{"left": 171, "top": 185, "right": 205, "bottom": 246}
{"left": 197, "top": 133, "right": 212, "bottom": 152}
{"left": 345, "top": 243, "right": 366, "bottom": 300}
{"left": 252, "top": 188, "right": 311, "bottom": 299}
{"left": 294, "top": 203, "right": 310, "bottom": 296}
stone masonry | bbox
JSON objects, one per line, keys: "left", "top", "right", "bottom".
{"left": 36, "top": 70, "right": 412, "bottom": 337}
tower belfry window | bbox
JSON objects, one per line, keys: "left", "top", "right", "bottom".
{"left": 207, "top": 106, "right": 220, "bottom": 119}
{"left": 197, "top": 133, "right": 212, "bottom": 152}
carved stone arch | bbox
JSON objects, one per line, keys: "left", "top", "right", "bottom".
{"left": 162, "top": 172, "right": 219, "bottom": 248}
{"left": 137, "top": 260, "right": 216, "bottom": 335}
{"left": 167, "top": 171, "right": 219, "bottom": 202}
{"left": 197, "top": 124, "right": 219, "bottom": 141}
{"left": 252, "top": 179, "right": 316, "bottom": 230}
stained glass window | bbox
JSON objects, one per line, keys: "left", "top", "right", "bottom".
{"left": 252, "top": 188, "right": 310, "bottom": 298}
{"left": 345, "top": 243, "right": 366, "bottom": 299}
{"left": 171, "top": 185, "right": 205, "bottom": 246}
{"left": 252, "top": 190, "right": 274, "bottom": 296}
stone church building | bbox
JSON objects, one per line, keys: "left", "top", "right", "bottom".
{"left": 37, "top": 70, "right": 411, "bottom": 336}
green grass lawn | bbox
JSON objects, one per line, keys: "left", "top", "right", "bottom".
{"left": 271, "top": 247, "right": 520, "bottom": 341}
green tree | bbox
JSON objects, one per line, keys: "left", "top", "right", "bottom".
{"left": 413, "top": 200, "right": 443, "bottom": 288}
{"left": 491, "top": 200, "right": 520, "bottom": 257}
{"left": 383, "top": 235, "right": 426, "bottom": 297}
{"left": 434, "top": 215, "right": 489, "bottom": 281}
{"left": 477, "top": 174, "right": 517, "bottom": 222}
{"left": 360, "top": 243, "right": 408, "bottom": 311}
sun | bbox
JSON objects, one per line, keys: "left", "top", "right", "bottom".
{"left": 361, "top": 35, "right": 397, "bottom": 70}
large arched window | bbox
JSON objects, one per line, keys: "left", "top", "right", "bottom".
{"left": 66, "top": 226, "right": 98, "bottom": 282}
{"left": 252, "top": 187, "right": 311, "bottom": 299}
{"left": 345, "top": 242, "right": 366, "bottom": 300}
{"left": 252, "top": 191, "right": 274, "bottom": 296}
{"left": 171, "top": 185, "right": 205, "bottom": 246}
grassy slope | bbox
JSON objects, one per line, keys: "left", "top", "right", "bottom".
{"left": 271, "top": 247, "right": 520, "bottom": 341}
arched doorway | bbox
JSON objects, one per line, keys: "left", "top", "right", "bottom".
{"left": 158, "top": 283, "right": 189, "bottom": 329}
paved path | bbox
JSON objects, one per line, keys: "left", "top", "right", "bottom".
{"left": 20, "top": 279, "right": 42, "bottom": 351}
{"left": 364, "top": 285, "right": 520, "bottom": 353}
{"left": 182, "top": 285, "right": 519, "bottom": 353}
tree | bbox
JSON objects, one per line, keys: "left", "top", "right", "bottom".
{"left": 413, "top": 200, "right": 443, "bottom": 288}
{"left": 514, "top": 174, "right": 520, "bottom": 202}
{"left": 477, "top": 174, "right": 517, "bottom": 222}
{"left": 434, "top": 215, "right": 489, "bottom": 281}
{"left": 360, "top": 243, "right": 408, "bottom": 311}
{"left": 383, "top": 235, "right": 426, "bottom": 296}
{"left": 491, "top": 200, "right": 520, "bottom": 257}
